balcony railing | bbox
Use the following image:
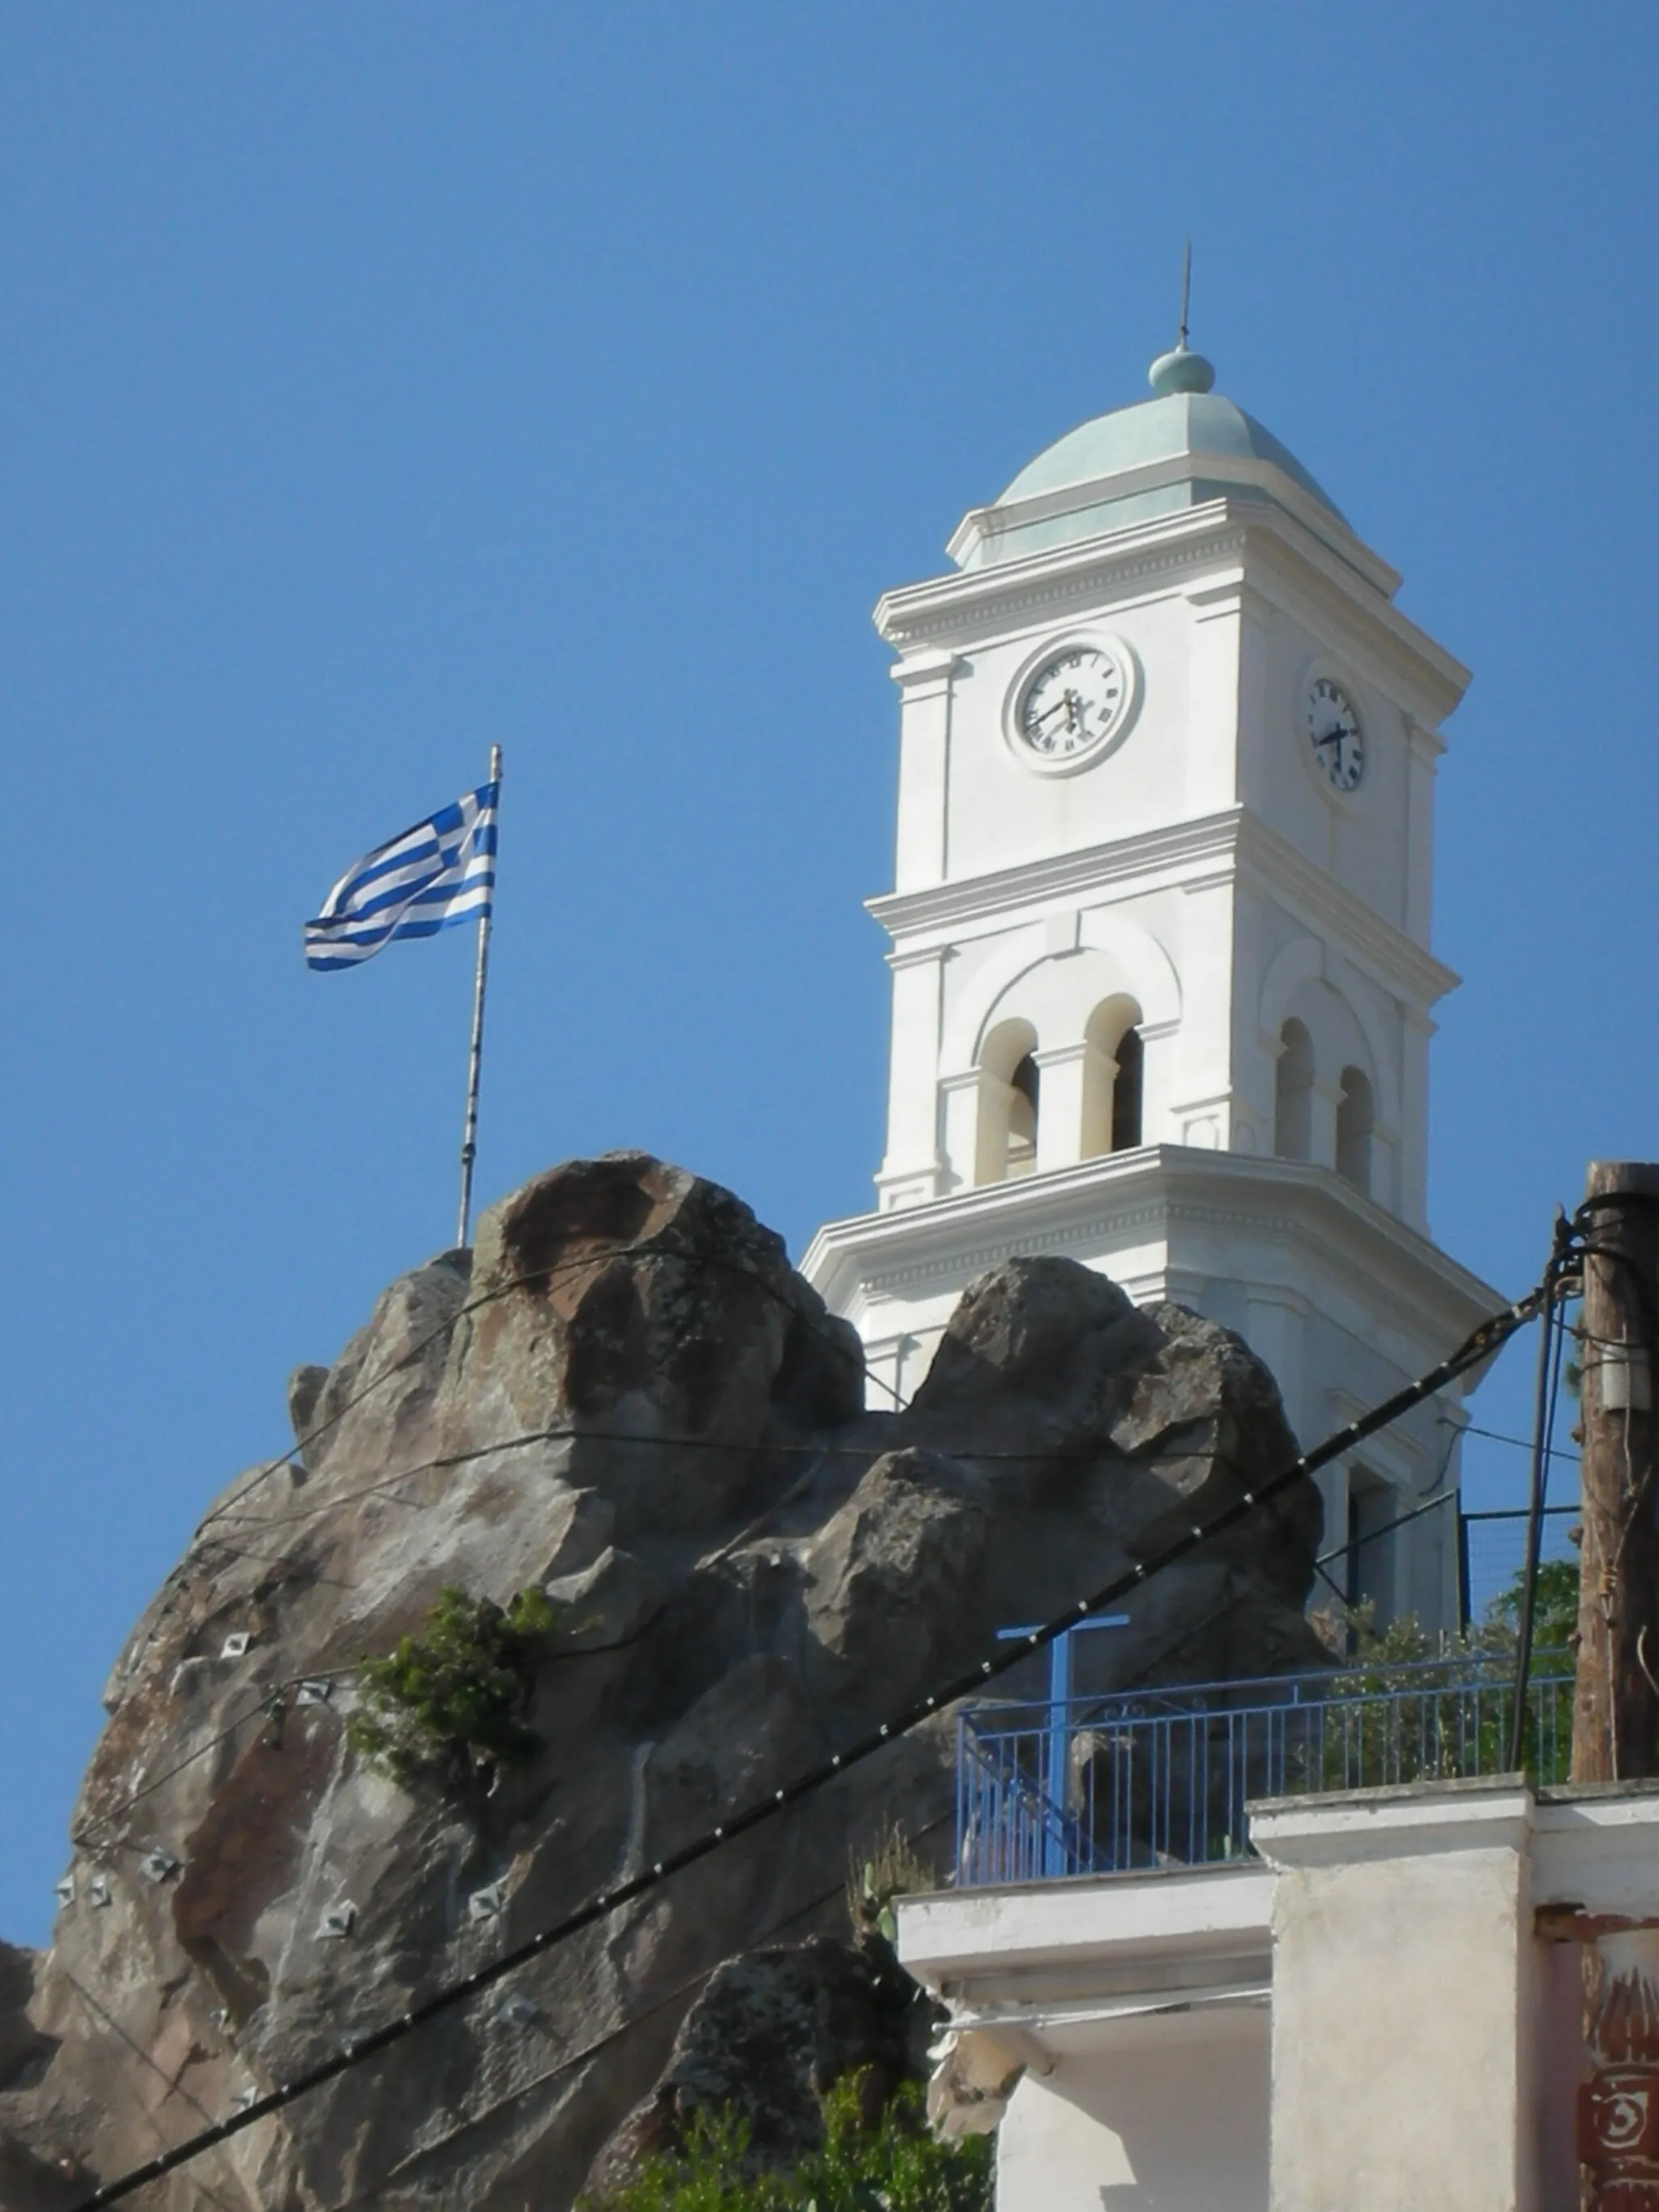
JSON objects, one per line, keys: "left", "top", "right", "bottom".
{"left": 955, "top": 1653, "right": 1574, "bottom": 1889}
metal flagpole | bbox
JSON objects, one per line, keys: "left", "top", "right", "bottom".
{"left": 456, "top": 744, "right": 502, "bottom": 1249}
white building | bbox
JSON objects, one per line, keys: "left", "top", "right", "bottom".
{"left": 804, "top": 338, "right": 1500, "bottom": 1630}
{"left": 899, "top": 1774, "right": 1659, "bottom": 2212}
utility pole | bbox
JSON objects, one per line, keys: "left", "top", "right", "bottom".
{"left": 1572, "top": 1161, "right": 1659, "bottom": 1783}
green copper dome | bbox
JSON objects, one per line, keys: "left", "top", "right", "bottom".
{"left": 952, "top": 370, "right": 1349, "bottom": 573}
{"left": 1001, "top": 391, "right": 1343, "bottom": 518}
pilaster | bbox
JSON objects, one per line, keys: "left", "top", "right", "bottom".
{"left": 891, "top": 650, "right": 958, "bottom": 893}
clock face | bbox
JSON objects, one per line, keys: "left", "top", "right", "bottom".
{"left": 1016, "top": 646, "right": 1130, "bottom": 765}
{"left": 1306, "top": 677, "right": 1365, "bottom": 793}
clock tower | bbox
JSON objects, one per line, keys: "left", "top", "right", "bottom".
{"left": 802, "top": 338, "right": 1500, "bottom": 1631}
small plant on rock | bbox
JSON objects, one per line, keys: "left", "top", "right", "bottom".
{"left": 848, "top": 1818, "right": 932, "bottom": 1947}
{"left": 348, "top": 1583, "right": 557, "bottom": 1790}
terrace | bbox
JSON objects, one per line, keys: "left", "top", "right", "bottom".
{"left": 954, "top": 1647, "right": 1575, "bottom": 1887}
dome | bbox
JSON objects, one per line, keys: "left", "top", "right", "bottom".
{"left": 949, "top": 378, "right": 1350, "bottom": 573}
{"left": 1002, "top": 391, "right": 1344, "bottom": 518}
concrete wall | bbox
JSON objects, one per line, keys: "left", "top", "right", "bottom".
{"left": 1253, "top": 1785, "right": 1536, "bottom": 2212}
{"left": 998, "top": 2012, "right": 1269, "bottom": 2212}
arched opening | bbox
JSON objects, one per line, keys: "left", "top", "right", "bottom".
{"left": 1111, "top": 1026, "right": 1144, "bottom": 1151}
{"left": 1081, "top": 995, "right": 1145, "bottom": 1158}
{"left": 1336, "top": 1065, "right": 1374, "bottom": 1194}
{"left": 975, "top": 1018, "right": 1040, "bottom": 1187}
{"left": 1007, "top": 1054, "right": 1039, "bottom": 1179}
{"left": 1273, "top": 1019, "right": 1314, "bottom": 1161}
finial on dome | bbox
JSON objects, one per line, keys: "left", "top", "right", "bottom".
{"left": 1148, "top": 238, "right": 1216, "bottom": 395}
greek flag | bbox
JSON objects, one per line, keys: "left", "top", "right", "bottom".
{"left": 305, "top": 781, "right": 498, "bottom": 972}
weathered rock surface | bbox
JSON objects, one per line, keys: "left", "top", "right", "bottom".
{"left": 586, "top": 1932, "right": 932, "bottom": 2193}
{"left": 2, "top": 1153, "right": 1326, "bottom": 2210}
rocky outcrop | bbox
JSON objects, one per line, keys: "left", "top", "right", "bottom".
{"left": 586, "top": 1931, "right": 932, "bottom": 2193}
{"left": 1, "top": 1153, "right": 1326, "bottom": 2210}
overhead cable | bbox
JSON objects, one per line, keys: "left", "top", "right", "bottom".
{"left": 68, "top": 1272, "right": 1546, "bottom": 2211}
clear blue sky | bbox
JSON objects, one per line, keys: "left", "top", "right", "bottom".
{"left": 3, "top": 4, "right": 1655, "bottom": 1942}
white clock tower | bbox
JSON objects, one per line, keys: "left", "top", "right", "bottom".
{"left": 802, "top": 338, "right": 1500, "bottom": 1630}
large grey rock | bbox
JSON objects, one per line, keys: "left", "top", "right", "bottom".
{"left": 586, "top": 1933, "right": 933, "bottom": 2193}
{"left": 2, "top": 1152, "right": 1325, "bottom": 2210}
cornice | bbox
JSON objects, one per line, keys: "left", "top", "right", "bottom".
{"left": 868, "top": 809, "right": 1242, "bottom": 940}
{"left": 866, "top": 806, "right": 1460, "bottom": 1012}
{"left": 875, "top": 500, "right": 1469, "bottom": 721}
{"left": 801, "top": 1147, "right": 1501, "bottom": 1357}
{"left": 876, "top": 507, "right": 1249, "bottom": 647}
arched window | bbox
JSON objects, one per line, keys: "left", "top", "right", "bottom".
{"left": 1081, "top": 996, "right": 1145, "bottom": 1158}
{"left": 1274, "top": 1019, "right": 1314, "bottom": 1161}
{"left": 1007, "top": 1054, "right": 1039, "bottom": 1179}
{"left": 1336, "top": 1065, "right": 1374, "bottom": 1194}
{"left": 975, "top": 1019, "right": 1040, "bottom": 1186}
{"left": 1110, "top": 1026, "right": 1144, "bottom": 1152}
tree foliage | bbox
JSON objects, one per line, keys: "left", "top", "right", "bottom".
{"left": 582, "top": 2079, "right": 992, "bottom": 2212}
{"left": 348, "top": 1583, "right": 557, "bottom": 1788}
{"left": 1486, "top": 1554, "right": 1580, "bottom": 1657}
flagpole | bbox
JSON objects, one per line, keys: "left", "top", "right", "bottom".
{"left": 456, "top": 744, "right": 502, "bottom": 1249}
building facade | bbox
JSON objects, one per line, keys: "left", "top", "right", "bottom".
{"left": 803, "top": 339, "right": 1499, "bottom": 1629}
{"left": 900, "top": 1774, "right": 1659, "bottom": 2212}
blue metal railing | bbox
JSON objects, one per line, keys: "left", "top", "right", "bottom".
{"left": 954, "top": 1653, "right": 1574, "bottom": 1888}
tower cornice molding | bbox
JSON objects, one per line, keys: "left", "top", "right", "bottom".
{"left": 867, "top": 807, "right": 1460, "bottom": 1012}
{"left": 800, "top": 1146, "right": 1500, "bottom": 1358}
{"left": 876, "top": 501, "right": 1469, "bottom": 721}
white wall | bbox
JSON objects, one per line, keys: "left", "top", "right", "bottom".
{"left": 998, "top": 2013, "right": 1269, "bottom": 2212}
{"left": 1256, "top": 1788, "right": 1537, "bottom": 2212}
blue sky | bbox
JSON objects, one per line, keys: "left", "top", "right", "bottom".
{"left": 3, "top": 4, "right": 1655, "bottom": 1941}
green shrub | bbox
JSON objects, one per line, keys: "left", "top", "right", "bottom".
{"left": 583, "top": 2079, "right": 992, "bottom": 2212}
{"left": 1486, "top": 1554, "right": 1580, "bottom": 1657}
{"left": 1295, "top": 1556, "right": 1581, "bottom": 1794}
{"left": 348, "top": 1583, "right": 557, "bottom": 1788}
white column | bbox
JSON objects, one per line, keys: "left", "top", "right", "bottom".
{"left": 1182, "top": 573, "right": 1252, "bottom": 814}
{"left": 1171, "top": 875, "right": 1237, "bottom": 1143}
{"left": 1308, "top": 1076, "right": 1341, "bottom": 1171}
{"left": 939, "top": 1067, "right": 1000, "bottom": 1192}
{"left": 875, "top": 946, "right": 946, "bottom": 1209}
{"left": 1398, "top": 1009, "right": 1433, "bottom": 1231}
{"left": 1033, "top": 1042, "right": 1089, "bottom": 1174}
{"left": 891, "top": 650, "right": 957, "bottom": 893}
{"left": 1137, "top": 1018, "right": 1181, "bottom": 1147}
{"left": 1402, "top": 717, "right": 1443, "bottom": 945}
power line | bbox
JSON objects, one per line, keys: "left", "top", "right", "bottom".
{"left": 1454, "top": 1420, "right": 1579, "bottom": 1467}
{"left": 203, "top": 1416, "right": 1295, "bottom": 1545}
{"left": 330, "top": 1805, "right": 957, "bottom": 2207}
{"left": 81, "top": 1391, "right": 1404, "bottom": 1854}
{"left": 198, "top": 1229, "right": 915, "bottom": 1539}
{"left": 68, "top": 1272, "right": 1545, "bottom": 2211}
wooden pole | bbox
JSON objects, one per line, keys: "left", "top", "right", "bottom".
{"left": 1572, "top": 1161, "right": 1659, "bottom": 1782}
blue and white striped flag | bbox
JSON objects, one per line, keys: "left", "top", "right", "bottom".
{"left": 305, "top": 780, "right": 498, "bottom": 972}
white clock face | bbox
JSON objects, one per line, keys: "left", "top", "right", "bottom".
{"left": 1016, "top": 646, "right": 1130, "bottom": 765}
{"left": 1306, "top": 677, "right": 1365, "bottom": 793}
